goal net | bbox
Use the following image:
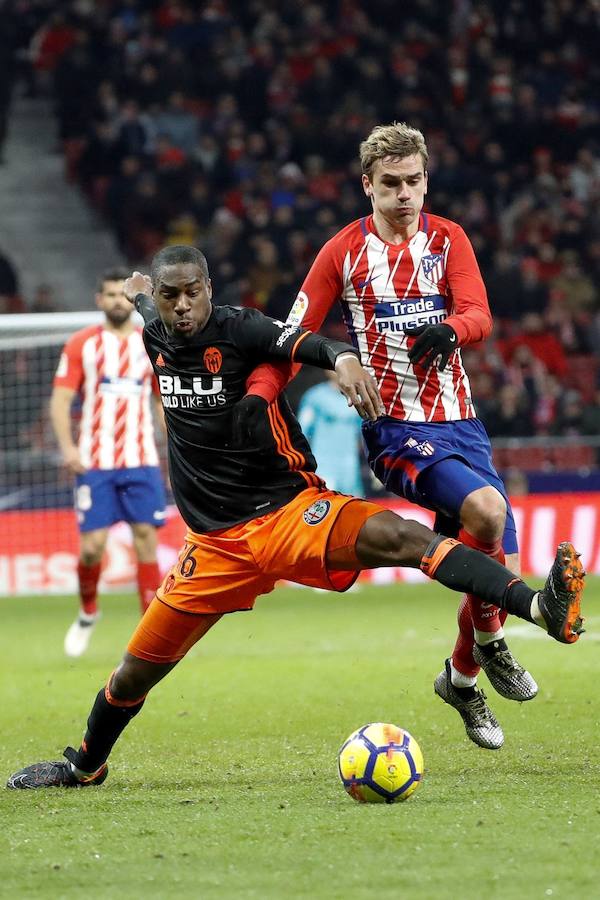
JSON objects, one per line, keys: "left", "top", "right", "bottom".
{"left": 0, "top": 311, "right": 181, "bottom": 596}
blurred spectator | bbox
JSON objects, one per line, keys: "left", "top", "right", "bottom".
{"left": 152, "top": 91, "right": 199, "bottom": 156}
{"left": 0, "top": 246, "right": 22, "bottom": 312}
{"left": 0, "top": 7, "right": 18, "bottom": 164}
{"left": 485, "top": 249, "right": 525, "bottom": 320}
{"left": 297, "top": 371, "right": 364, "bottom": 495}
{"left": 479, "top": 384, "right": 534, "bottom": 439}
{"left": 531, "top": 373, "right": 564, "bottom": 435}
{"left": 29, "top": 283, "right": 58, "bottom": 313}
{"left": 580, "top": 389, "right": 600, "bottom": 435}
{"left": 0, "top": 247, "right": 18, "bottom": 297}
{"left": 7, "top": 0, "right": 600, "bottom": 443}
{"left": 519, "top": 261, "right": 551, "bottom": 316}
{"left": 552, "top": 251, "right": 597, "bottom": 314}
{"left": 502, "top": 467, "right": 530, "bottom": 497}
{"left": 501, "top": 313, "right": 568, "bottom": 378}
{"left": 552, "top": 389, "right": 586, "bottom": 437}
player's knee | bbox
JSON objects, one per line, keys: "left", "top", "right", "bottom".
{"left": 132, "top": 523, "right": 157, "bottom": 557}
{"left": 133, "top": 523, "right": 154, "bottom": 540}
{"left": 110, "top": 658, "right": 151, "bottom": 700}
{"left": 80, "top": 541, "right": 104, "bottom": 565}
{"left": 461, "top": 487, "right": 506, "bottom": 540}
{"left": 361, "top": 512, "right": 432, "bottom": 566}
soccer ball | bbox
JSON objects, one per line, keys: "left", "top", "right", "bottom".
{"left": 338, "top": 722, "right": 424, "bottom": 803}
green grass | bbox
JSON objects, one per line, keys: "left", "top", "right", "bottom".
{"left": 1, "top": 580, "right": 598, "bottom": 899}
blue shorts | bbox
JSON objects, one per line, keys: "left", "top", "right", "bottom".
{"left": 362, "top": 417, "right": 518, "bottom": 554}
{"left": 74, "top": 466, "right": 167, "bottom": 533}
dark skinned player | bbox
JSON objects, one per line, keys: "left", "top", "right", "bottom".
{"left": 7, "top": 245, "right": 584, "bottom": 788}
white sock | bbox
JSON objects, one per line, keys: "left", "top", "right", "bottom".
{"left": 78, "top": 611, "right": 99, "bottom": 624}
{"left": 529, "top": 592, "right": 545, "bottom": 629}
{"left": 450, "top": 660, "right": 477, "bottom": 689}
{"left": 474, "top": 627, "right": 504, "bottom": 646}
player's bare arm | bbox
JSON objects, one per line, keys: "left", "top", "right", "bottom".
{"left": 49, "top": 385, "right": 86, "bottom": 474}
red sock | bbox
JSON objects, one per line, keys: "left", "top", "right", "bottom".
{"left": 137, "top": 561, "right": 160, "bottom": 614}
{"left": 451, "top": 530, "right": 505, "bottom": 677}
{"left": 78, "top": 561, "right": 101, "bottom": 616}
{"left": 452, "top": 595, "right": 479, "bottom": 678}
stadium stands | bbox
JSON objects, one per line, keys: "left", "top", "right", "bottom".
{"left": 2, "top": 0, "right": 599, "bottom": 448}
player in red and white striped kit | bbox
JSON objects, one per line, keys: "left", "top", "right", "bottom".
{"left": 244, "top": 123, "right": 537, "bottom": 750}
{"left": 51, "top": 268, "right": 166, "bottom": 657}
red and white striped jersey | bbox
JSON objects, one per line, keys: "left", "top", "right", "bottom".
{"left": 248, "top": 213, "right": 492, "bottom": 422}
{"left": 54, "top": 325, "right": 159, "bottom": 470}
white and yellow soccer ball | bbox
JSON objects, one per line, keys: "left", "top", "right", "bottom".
{"left": 338, "top": 723, "right": 424, "bottom": 803}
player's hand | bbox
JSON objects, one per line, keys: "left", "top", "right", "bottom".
{"left": 405, "top": 323, "right": 458, "bottom": 371}
{"left": 334, "top": 354, "right": 385, "bottom": 421}
{"left": 123, "top": 271, "right": 153, "bottom": 304}
{"left": 231, "top": 395, "right": 272, "bottom": 449}
{"left": 63, "top": 445, "right": 86, "bottom": 475}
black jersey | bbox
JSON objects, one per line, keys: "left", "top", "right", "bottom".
{"left": 141, "top": 304, "right": 358, "bottom": 533}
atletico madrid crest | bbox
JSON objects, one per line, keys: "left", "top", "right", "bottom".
{"left": 421, "top": 253, "right": 444, "bottom": 285}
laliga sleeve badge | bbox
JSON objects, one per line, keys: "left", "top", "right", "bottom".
{"left": 287, "top": 291, "right": 309, "bottom": 327}
{"left": 303, "top": 498, "right": 331, "bottom": 525}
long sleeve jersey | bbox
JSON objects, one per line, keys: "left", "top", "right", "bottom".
{"left": 139, "top": 303, "right": 358, "bottom": 532}
{"left": 247, "top": 212, "right": 492, "bottom": 422}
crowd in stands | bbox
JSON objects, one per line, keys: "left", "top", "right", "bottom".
{"left": 2, "top": 0, "right": 600, "bottom": 446}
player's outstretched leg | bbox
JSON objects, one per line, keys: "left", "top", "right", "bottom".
{"left": 353, "top": 512, "right": 586, "bottom": 643}
{"left": 420, "top": 538, "right": 585, "bottom": 644}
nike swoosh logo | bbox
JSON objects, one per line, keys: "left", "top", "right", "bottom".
{"left": 449, "top": 334, "right": 456, "bottom": 343}
{"left": 358, "top": 276, "right": 378, "bottom": 289}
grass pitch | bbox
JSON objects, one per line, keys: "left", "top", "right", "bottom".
{"left": 1, "top": 580, "right": 598, "bottom": 899}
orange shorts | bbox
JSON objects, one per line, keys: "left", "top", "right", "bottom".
{"left": 127, "top": 600, "right": 223, "bottom": 663}
{"left": 154, "top": 487, "right": 384, "bottom": 615}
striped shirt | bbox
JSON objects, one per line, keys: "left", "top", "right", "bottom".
{"left": 53, "top": 325, "right": 159, "bottom": 469}
{"left": 248, "top": 212, "right": 492, "bottom": 422}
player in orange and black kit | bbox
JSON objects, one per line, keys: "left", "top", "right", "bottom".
{"left": 7, "top": 245, "right": 585, "bottom": 789}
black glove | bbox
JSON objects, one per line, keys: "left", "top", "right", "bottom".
{"left": 231, "top": 395, "right": 271, "bottom": 448}
{"left": 405, "top": 323, "right": 458, "bottom": 371}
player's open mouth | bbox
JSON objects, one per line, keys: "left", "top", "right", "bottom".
{"left": 174, "top": 320, "right": 194, "bottom": 332}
